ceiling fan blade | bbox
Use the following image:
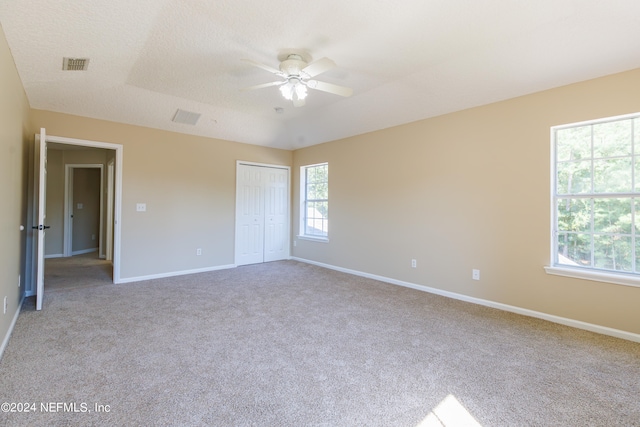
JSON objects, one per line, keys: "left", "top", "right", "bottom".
{"left": 306, "top": 80, "right": 353, "bottom": 97}
{"left": 240, "top": 81, "right": 285, "bottom": 91}
{"left": 300, "top": 57, "right": 336, "bottom": 78}
{"left": 242, "top": 58, "right": 284, "bottom": 76}
{"left": 292, "top": 97, "right": 306, "bottom": 108}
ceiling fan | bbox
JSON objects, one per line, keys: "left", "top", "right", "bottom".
{"left": 241, "top": 52, "right": 353, "bottom": 107}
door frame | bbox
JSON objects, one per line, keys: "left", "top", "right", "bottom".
{"left": 26, "top": 133, "right": 124, "bottom": 295}
{"left": 234, "top": 161, "right": 291, "bottom": 266}
{"left": 106, "top": 159, "right": 115, "bottom": 262}
{"left": 64, "top": 164, "right": 104, "bottom": 258}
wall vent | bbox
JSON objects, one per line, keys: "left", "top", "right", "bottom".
{"left": 172, "top": 109, "right": 201, "bottom": 125}
{"left": 62, "top": 57, "right": 89, "bottom": 71}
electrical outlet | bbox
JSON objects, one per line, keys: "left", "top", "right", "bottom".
{"left": 411, "top": 259, "right": 417, "bottom": 268}
{"left": 91, "top": 234, "right": 96, "bottom": 241}
{"left": 196, "top": 248, "right": 202, "bottom": 256}
{"left": 136, "top": 203, "right": 146, "bottom": 212}
{"left": 293, "top": 240, "right": 297, "bottom": 247}
{"left": 472, "top": 269, "right": 480, "bottom": 280}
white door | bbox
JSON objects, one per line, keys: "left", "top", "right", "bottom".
{"left": 235, "top": 163, "right": 289, "bottom": 266}
{"left": 264, "top": 168, "right": 288, "bottom": 262}
{"left": 236, "top": 165, "right": 265, "bottom": 265}
{"left": 35, "top": 128, "right": 48, "bottom": 310}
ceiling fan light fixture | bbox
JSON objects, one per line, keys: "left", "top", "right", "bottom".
{"left": 279, "top": 82, "right": 294, "bottom": 100}
{"left": 295, "top": 83, "right": 307, "bottom": 100}
{"left": 279, "top": 77, "right": 306, "bottom": 102}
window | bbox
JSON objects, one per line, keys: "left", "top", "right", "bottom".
{"left": 551, "top": 113, "right": 640, "bottom": 282}
{"left": 300, "top": 163, "right": 328, "bottom": 239}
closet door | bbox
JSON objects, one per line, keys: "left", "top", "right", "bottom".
{"left": 235, "top": 164, "right": 265, "bottom": 265}
{"left": 235, "top": 163, "right": 289, "bottom": 266}
{"left": 264, "top": 167, "right": 288, "bottom": 262}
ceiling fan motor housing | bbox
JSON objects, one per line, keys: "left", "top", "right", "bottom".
{"left": 279, "top": 54, "right": 307, "bottom": 76}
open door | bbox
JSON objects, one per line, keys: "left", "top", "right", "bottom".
{"left": 34, "top": 128, "right": 48, "bottom": 310}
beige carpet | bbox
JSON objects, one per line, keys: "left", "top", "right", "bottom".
{"left": 0, "top": 260, "right": 638, "bottom": 426}
{"left": 43, "top": 252, "right": 112, "bottom": 292}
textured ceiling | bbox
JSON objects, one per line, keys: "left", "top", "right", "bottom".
{"left": 2, "top": 1, "right": 640, "bottom": 150}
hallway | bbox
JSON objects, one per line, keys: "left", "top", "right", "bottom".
{"left": 44, "top": 253, "right": 112, "bottom": 292}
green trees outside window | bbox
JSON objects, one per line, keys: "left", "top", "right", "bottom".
{"left": 301, "top": 163, "right": 328, "bottom": 238}
{"left": 554, "top": 115, "right": 640, "bottom": 272}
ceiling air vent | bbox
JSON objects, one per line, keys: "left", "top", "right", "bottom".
{"left": 62, "top": 57, "right": 89, "bottom": 71}
{"left": 172, "top": 109, "right": 201, "bottom": 126}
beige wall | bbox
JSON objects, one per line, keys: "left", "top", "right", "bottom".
{"left": 29, "top": 110, "right": 292, "bottom": 279}
{"left": 0, "top": 24, "right": 31, "bottom": 348}
{"left": 292, "top": 68, "right": 640, "bottom": 335}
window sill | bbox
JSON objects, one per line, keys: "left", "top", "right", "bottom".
{"left": 544, "top": 266, "right": 640, "bottom": 288}
{"left": 297, "top": 235, "right": 329, "bottom": 243}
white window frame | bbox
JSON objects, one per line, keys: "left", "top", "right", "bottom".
{"left": 299, "top": 162, "right": 329, "bottom": 242}
{"left": 545, "top": 112, "right": 640, "bottom": 288}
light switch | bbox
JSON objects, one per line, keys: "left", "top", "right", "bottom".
{"left": 77, "top": 203, "right": 83, "bottom": 209}
{"left": 136, "top": 203, "right": 146, "bottom": 212}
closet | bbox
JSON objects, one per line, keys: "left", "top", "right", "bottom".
{"left": 235, "top": 162, "right": 289, "bottom": 265}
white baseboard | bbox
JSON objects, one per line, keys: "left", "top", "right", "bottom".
{"left": 71, "top": 248, "right": 98, "bottom": 256}
{"left": 0, "top": 295, "right": 24, "bottom": 361}
{"left": 116, "top": 264, "right": 237, "bottom": 284}
{"left": 291, "top": 257, "right": 640, "bottom": 343}
{"left": 44, "top": 253, "right": 64, "bottom": 259}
